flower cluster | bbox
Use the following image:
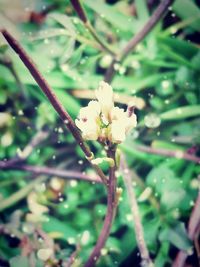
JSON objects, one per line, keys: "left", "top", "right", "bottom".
{"left": 75, "top": 81, "right": 137, "bottom": 144}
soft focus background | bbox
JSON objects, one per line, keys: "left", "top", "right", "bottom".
{"left": 0, "top": 0, "right": 200, "bottom": 266}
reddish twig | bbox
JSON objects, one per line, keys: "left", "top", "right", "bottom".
{"left": 105, "top": 0, "right": 174, "bottom": 82}
{"left": 1, "top": 29, "right": 92, "bottom": 159}
{"left": 134, "top": 144, "right": 200, "bottom": 164}
{"left": 84, "top": 148, "right": 117, "bottom": 267}
{"left": 0, "top": 161, "right": 102, "bottom": 184}
{"left": 0, "top": 29, "right": 109, "bottom": 185}
{"left": 173, "top": 185, "right": 200, "bottom": 267}
{"left": 65, "top": 244, "right": 81, "bottom": 267}
{"left": 70, "top": 0, "right": 87, "bottom": 23}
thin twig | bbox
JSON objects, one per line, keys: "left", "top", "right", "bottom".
{"left": 0, "top": 161, "right": 102, "bottom": 184}
{"left": 65, "top": 244, "right": 81, "bottom": 267}
{"left": 1, "top": 30, "right": 91, "bottom": 159}
{"left": 105, "top": 0, "right": 174, "bottom": 82}
{"left": 69, "top": 0, "right": 116, "bottom": 56}
{"left": 172, "top": 181, "right": 200, "bottom": 267}
{"left": 121, "top": 0, "right": 174, "bottom": 61}
{"left": 0, "top": 29, "right": 108, "bottom": 185}
{"left": 84, "top": 147, "right": 117, "bottom": 267}
{"left": 134, "top": 144, "right": 200, "bottom": 164}
{"left": 120, "top": 154, "right": 154, "bottom": 267}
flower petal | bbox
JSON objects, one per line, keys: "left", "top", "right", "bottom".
{"left": 95, "top": 81, "right": 114, "bottom": 120}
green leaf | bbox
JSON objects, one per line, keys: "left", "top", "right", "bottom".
{"left": 0, "top": 88, "right": 7, "bottom": 104}
{"left": 144, "top": 218, "right": 160, "bottom": 251}
{"left": 173, "top": 0, "right": 200, "bottom": 31}
{"left": 84, "top": 0, "right": 139, "bottom": 34}
{"left": 161, "top": 188, "right": 186, "bottom": 210}
{"left": 9, "top": 256, "right": 29, "bottom": 267}
{"left": 56, "top": 89, "right": 80, "bottom": 117}
{"left": 135, "top": 0, "right": 149, "bottom": 24}
{"left": 160, "top": 105, "right": 200, "bottom": 120}
{"left": 154, "top": 242, "right": 170, "bottom": 267}
{"left": 49, "top": 13, "right": 76, "bottom": 36}
{"left": 43, "top": 216, "right": 77, "bottom": 239}
{"left": 158, "top": 36, "right": 198, "bottom": 59}
{"left": 159, "top": 223, "right": 192, "bottom": 251}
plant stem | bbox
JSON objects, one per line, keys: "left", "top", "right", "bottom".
{"left": 70, "top": 0, "right": 116, "bottom": 56}
{"left": 0, "top": 29, "right": 108, "bottom": 185}
{"left": 0, "top": 161, "right": 102, "bottom": 184}
{"left": 172, "top": 182, "right": 200, "bottom": 267}
{"left": 84, "top": 148, "right": 117, "bottom": 267}
{"left": 120, "top": 0, "right": 174, "bottom": 61}
{"left": 1, "top": 29, "right": 91, "bottom": 159}
{"left": 105, "top": 0, "right": 174, "bottom": 82}
{"left": 85, "top": 22, "right": 116, "bottom": 56}
{"left": 120, "top": 154, "right": 154, "bottom": 267}
{"left": 134, "top": 144, "right": 200, "bottom": 164}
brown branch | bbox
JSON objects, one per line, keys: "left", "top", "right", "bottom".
{"left": 1, "top": 29, "right": 92, "bottom": 159}
{"left": 84, "top": 147, "right": 117, "bottom": 267}
{"left": 134, "top": 144, "right": 200, "bottom": 164}
{"left": 0, "top": 29, "right": 109, "bottom": 186}
{"left": 172, "top": 184, "right": 200, "bottom": 267}
{"left": 0, "top": 161, "right": 102, "bottom": 184}
{"left": 70, "top": 0, "right": 87, "bottom": 23}
{"left": 105, "top": 0, "right": 174, "bottom": 82}
{"left": 120, "top": 154, "right": 154, "bottom": 267}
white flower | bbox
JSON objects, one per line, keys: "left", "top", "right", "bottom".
{"left": 79, "top": 101, "right": 101, "bottom": 118}
{"left": 76, "top": 81, "right": 137, "bottom": 143}
{"left": 75, "top": 100, "right": 100, "bottom": 140}
{"left": 76, "top": 118, "right": 100, "bottom": 140}
{"left": 125, "top": 113, "right": 137, "bottom": 132}
{"left": 95, "top": 81, "right": 114, "bottom": 122}
{"left": 110, "top": 120, "right": 126, "bottom": 143}
{"left": 109, "top": 107, "right": 137, "bottom": 143}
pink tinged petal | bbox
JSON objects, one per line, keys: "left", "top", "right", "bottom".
{"left": 125, "top": 114, "right": 137, "bottom": 132}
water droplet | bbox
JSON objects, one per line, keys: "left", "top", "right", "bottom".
{"left": 59, "top": 197, "right": 64, "bottom": 202}
{"left": 70, "top": 180, "right": 77, "bottom": 187}
{"left": 78, "top": 160, "right": 83, "bottom": 165}
{"left": 18, "top": 110, "right": 24, "bottom": 115}
{"left": 58, "top": 127, "right": 63, "bottom": 133}
{"left": 144, "top": 113, "right": 161, "bottom": 128}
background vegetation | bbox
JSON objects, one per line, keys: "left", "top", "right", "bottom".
{"left": 0, "top": 0, "right": 200, "bottom": 266}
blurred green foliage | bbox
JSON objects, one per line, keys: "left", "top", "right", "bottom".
{"left": 0, "top": 0, "right": 200, "bottom": 266}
